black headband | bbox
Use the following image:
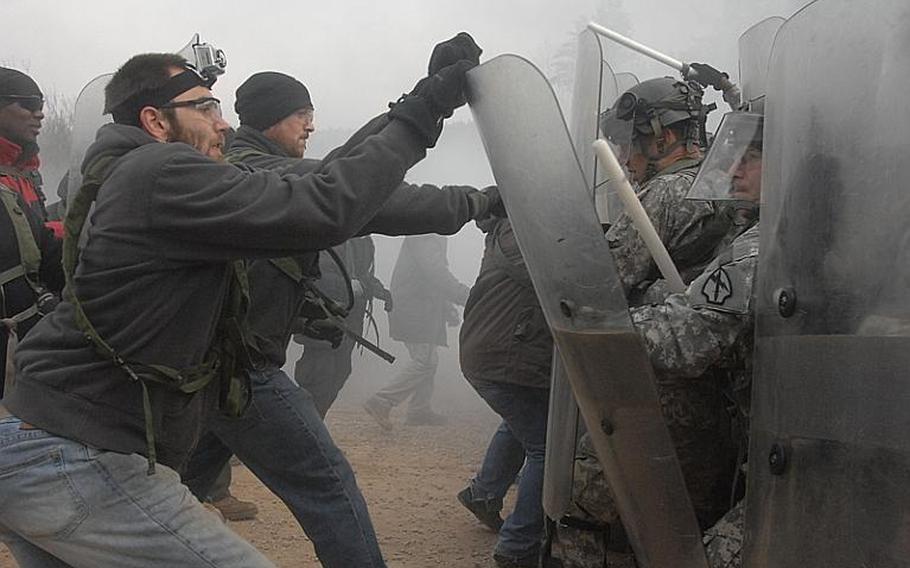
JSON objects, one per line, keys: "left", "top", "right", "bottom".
{"left": 111, "top": 70, "right": 211, "bottom": 126}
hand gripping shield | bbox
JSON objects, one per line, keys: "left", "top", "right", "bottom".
{"left": 744, "top": 1, "right": 910, "bottom": 565}
{"left": 467, "top": 55, "right": 707, "bottom": 568}
{"left": 542, "top": 28, "right": 622, "bottom": 522}
{"left": 737, "top": 16, "right": 785, "bottom": 112}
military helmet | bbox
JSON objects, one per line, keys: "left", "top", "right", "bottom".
{"left": 601, "top": 77, "right": 705, "bottom": 141}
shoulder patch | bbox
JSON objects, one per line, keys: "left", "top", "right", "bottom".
{"left": 701, "top": 265, "right": 734, "bottom": 305}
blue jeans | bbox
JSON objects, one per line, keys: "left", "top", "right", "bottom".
{"left": 470, "top": 380, "right": 550, "bottom": 559}
{"left": 183, "top": 368, "right": 385, "bottom": 568}
{"left": 0, "top": 417, "right": 273, "bottom": 567}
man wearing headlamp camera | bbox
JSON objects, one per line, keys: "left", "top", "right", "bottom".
{"left": 0, "top": 33, "right": 482, "bottom": 567}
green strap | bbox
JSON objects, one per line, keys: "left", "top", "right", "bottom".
{"left": 63, "top": 155, "right": 223, "bottom": 474}
{"left": 0, "top": 187, "right": 41, "bottom": 277}
{"left": 224, "top": 147, "right": 269, "bottom": 165}
{"left": 0, "top": 265, "right": 26, "bottom": 287}
{"left": 269, "top": 257, "right": 306, "bottom": 283}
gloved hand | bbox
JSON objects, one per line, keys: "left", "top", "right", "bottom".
{"left": 389, "top": 59, "right": 476, "bottom": 147}
{"left": 688, "top": 62, "right": 731, "bottom": 91}
{"left": 482, "top": 185, "right": 506, "bottom": 218}
{"left": 301, "top": 319, "right": 344, "bottom": 349}
{"left": 372, "top": 285, "right": 393, "bottom": 312}
{"left": 428, "top": 32, "right": 482, "bottom": 75}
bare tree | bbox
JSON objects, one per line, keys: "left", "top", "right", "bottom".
{"left": 37, "top": 91, "right": 74, "bottom": 205}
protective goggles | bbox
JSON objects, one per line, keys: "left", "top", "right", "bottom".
{"left": 158, "top": 96, "right": 222, "bottom": 118}
{"left": 1, "top": 95, "right": 44, "bottom": 112}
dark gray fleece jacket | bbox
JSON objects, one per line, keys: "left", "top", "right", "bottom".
{"left": 6, "top": 116, "right": 424, "bottom": 470}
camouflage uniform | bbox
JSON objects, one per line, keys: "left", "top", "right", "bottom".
{"left": 607, "top": 159, "right": 732, "bottom": 305}
{"left": 553, "top": 223, "right": 759, "bottom": 568}
{"left": 703, "top": 499, "right": 745, "bottom": 568}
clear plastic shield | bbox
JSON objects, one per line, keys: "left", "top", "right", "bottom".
{"left": 614, "top": 72, "right": 640, "bottom": 95}
{"left": 67, "top": 74, "right": 112, "bottom": 202}
{"left": 737, "top": 16, "right": 785, "bottom": 112}
{"left": 467, "top": 55, "right": 707, "bottom": 568}
{"left": 744, "top": 1, "right": 910, "bottom": 566}
{"left": 688, "top": 112, "right": 762, "bottom": 201}
{"left": 542, "top": 351, "right": 584, "bottom": 519}
{"left": 543, "top": 29, "right": 620, "bottom": 520}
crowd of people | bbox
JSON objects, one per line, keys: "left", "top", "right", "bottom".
{"left": 0, "top": 4, "right": 902, "bottom": 566}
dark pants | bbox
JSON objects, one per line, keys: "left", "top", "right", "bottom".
{"left": 294, "top": 306, "right": 365, "bottom": 417}
{"left": 184, "top": 368, "right": 385, "bottom": 568}
{"left": 469, "top": 379, "right": 550, "bottom": 559}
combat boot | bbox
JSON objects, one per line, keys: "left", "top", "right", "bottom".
{"left": 493, "top": 550, "right": 541, "bottom": 568}
{"left": 457, "top": 485, "right": 504, "bottom": 532}
{"left": 210, "top": 491, "right": 259, "bottom": 522}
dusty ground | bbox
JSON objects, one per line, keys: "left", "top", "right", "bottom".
{"left": 1, "top": 357, "right": 515, "bottom": 568}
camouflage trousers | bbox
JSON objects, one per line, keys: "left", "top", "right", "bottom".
{"left": 703, "top": 500, "right": 745, "bottom": 568}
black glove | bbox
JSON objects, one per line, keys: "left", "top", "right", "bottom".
{"left": 428, "top": 32, "right": 482, "bottom": 75}
{"left": 389, "top": 59, "right": 476, "bottom": 147}
{"left": 688, "top": 62, "right": 731, "bottom": 91}
{"left": 372, "top": 285, "right": 393, "bottom": 312}
{"left": 301, "top": 319, "right": 344, "bottom": 348}
{"left": 482, "top": 185, "right": 506, "bottom": 218}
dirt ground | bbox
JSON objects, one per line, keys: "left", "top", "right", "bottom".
{"left": 0, "top": 358, "right": 516, "bottom": 568}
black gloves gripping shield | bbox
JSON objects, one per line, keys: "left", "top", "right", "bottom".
{"left": 389, "top": 32, "right": 482, "bottom": 148}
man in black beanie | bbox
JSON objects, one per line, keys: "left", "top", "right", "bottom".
{"left": 181, "top": 53, "right": 498, "bottom": 565}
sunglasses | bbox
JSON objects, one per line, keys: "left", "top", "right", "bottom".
{"left": 1, "top": 95, "right": 44, "bottom": 112}
{"left": 157, "top": 96, "right": 222, "bottom": 118}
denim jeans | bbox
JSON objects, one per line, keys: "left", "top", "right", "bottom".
{"left": 469, "top": 380, "right": 550, "bottom": 559}
{"left": 183, "top": 368, "right": 385, "bottom": 568}
{"left": 0, "top": 416, "right": 273, "bottom": 568}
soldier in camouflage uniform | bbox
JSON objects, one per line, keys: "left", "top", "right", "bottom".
{"left": 552, "top": 108, "right": 764, "bottom": 567}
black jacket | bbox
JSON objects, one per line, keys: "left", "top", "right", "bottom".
{"left": 389, "top": 234, "right": 469, "bottom": 346}
{"left": 226, "top": 125, "right": 485, "bottom": 369}
{"left": 7, "top": 117, "right": 425, "bottom": 469}
{"left": 459, "top": 218, "right": 552, "bottom": 390}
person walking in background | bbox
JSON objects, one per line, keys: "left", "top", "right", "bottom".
{"left": 364, "top": 234, "right": 469, "bottom": 428}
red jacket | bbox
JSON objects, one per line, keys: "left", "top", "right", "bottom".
{"left": 0, "top": 136, "right": 62, "bottom": 238}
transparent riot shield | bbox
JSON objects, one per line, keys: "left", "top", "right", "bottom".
{"left": 67, "top": 74, "right": 112, "bottom": 205}
{"left": 543, "top": 28, "right": 622, "bottom": 522}
{"left": 467, "top": 55, "right": 707, "bottom": 568}
{"left": 567, "top": 29, "right": 620, "bottom": 221}
{"left": 744, "top": 1, "right": 910, "bottom": 566}
{"left": 688, "top": 112, "right": 762, "bottom": 201}
{"left": 737, "top": 16, "right": 784, "bottom": 112}
{"left": 614, "top": 72, "right": 640, "bottom": 95}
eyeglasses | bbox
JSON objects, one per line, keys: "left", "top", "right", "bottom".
{"left": 158, "top": 96, "right": 222, "bottom": 118}
{"left": 1, "top": 95, "right": 44, "bottom": 112}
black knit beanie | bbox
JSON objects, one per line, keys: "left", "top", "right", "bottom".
{"left": 0, "top": 67, "right": 42, "bottom": 107}
{"left": 235, "top": 72, "right": 313, "bottom": 131}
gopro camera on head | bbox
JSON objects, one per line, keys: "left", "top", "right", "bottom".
{"left": 178, "top": 34, "right": 227, "bottom": 85}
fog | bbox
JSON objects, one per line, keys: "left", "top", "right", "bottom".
{"left": 3, "top": 0, "right": 808, "bottom": 413}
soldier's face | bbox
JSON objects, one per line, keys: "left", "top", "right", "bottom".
{"left": 0, "top": 97, "right": 43, "bottom": 146}
{"left": 730, "top": 147, "right": 762, "bottom": 202}
{"left": 161, "top": 85, "right": 231, "bottom": 161}
{"left": 263, "top": 108, "right": 315, "bottom": 158}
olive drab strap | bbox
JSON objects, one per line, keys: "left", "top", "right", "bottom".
{"left": 0, "top": 186, "right": 43, "bottom": 325}
{"left": 62, "top": 154, "right": 229, "bottom": 474}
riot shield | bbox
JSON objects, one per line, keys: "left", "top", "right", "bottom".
{"left": 542, "top": 29, "right": 622, "bottom": 521}
{"left": 567, "top": 29, "right": 620, "bottom": 223}
{"left": 67, "top": 74, "right": 112, "bottom": 206}
{"left": 614, "top": 72, "right": 639, "bottom": 96}
{"left": 737, "top": 16, "right": 784, "bottom": 112}
{"left": 744, "top": 1, "right": 910, "bottom": 566}
{"left": 467, "top": 55, "right": 707, "bottom": 568}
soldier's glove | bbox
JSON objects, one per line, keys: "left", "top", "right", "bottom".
{"left": 428, "top": 32, "right": 482, "bottom": 75}
{"left": 688, "top": 62, "right": 732, "bottom": 91}
{"left": 468, "top": 185, "right": 506, "bottom": 221}
{"left": 389, "top": 59, "right": 476, "bottom": 148}
{"left": 372, "top": 285, "right": 393, "bottom": 312}
{"left": 301, "top": 319, "right": 344, "bottom": 349}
